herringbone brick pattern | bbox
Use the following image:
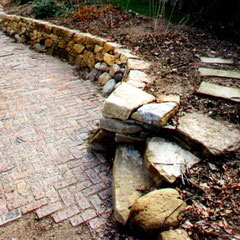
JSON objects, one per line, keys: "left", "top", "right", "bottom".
{"left": 0, "top": 31, "right": 112, "bottom": 231}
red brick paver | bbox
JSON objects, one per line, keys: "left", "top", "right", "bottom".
{"left": 0, "top": 31, "right": 111, "bottom": 232}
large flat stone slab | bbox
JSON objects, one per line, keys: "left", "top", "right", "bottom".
{"left": 199, "top": 67, "right": 240, "bottom": 79}
{"left": 197, "top": 81, "right": 240, "bottom": 102}
{"left": 102, "top": 82, "right": 155, "bottom": 120}
{"left": 100, "top": 118, "right": 142, "bottom": 134}
{"left": 113, "top": 146, "right": 153, "bottom": 225}
{"left": 131, "top": 102, "right": 178, "bottom": 127}
{"left": 145, "top": 137, "right": 200, "bottom": 185}
{"left": 200, "top": 57, "right": 233, "bottom": 64}
{"left": 177, "top": 113, "right": 240, "bottom": 156}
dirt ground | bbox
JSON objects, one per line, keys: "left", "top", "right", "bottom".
{"left": 1, "top": 2, "right": 240, "bottom": 240}
{"left": 0, "top": 213, "right": 92, "bottom": 240}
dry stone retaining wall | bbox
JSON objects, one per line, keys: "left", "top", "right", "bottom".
{"left": 0, "top": 11, "right": 176, "bottom": 145}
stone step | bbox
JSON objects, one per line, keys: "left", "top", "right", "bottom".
{"left": 200, "top": 57, "right": 233, "bottom": 64}
{"left": 199, "top": 67, "right": 240, "bottom": 79}
{"left": 177, "top": 113, "right": 240, "bottom": 156}
{"left": 197, "top": 81, "right": 240, "bottom": 102}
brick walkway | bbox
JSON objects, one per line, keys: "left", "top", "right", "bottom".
{"left": 0, "top": 31, "right": 112, "bottom": 231}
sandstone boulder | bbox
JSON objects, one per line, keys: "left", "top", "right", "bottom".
{"left": 129, "top": 189, "right": 187, "bottom": 235}
{"left": 145, "top": 137, "right": 200, "bottom": 185}
{"left": 113, "top": 146, "right": 153, "bottom": 225}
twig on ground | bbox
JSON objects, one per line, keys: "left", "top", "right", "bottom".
{"left": 0, "top": 53, "right": 14, "bottom": 57}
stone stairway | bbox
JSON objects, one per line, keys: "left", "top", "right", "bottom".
{"left": 197, "top": 57, "right": 240, "bottom": 102}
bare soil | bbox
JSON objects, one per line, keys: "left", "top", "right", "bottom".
{"left": 1, "top": 2, "right": 240, "bottom": 240}
{"left": 0, "top": 213, "right": 92, "bottom": 239}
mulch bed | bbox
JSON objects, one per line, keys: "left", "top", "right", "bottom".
{"left": 2, "top": 3, "right": 240, "bottom": 239}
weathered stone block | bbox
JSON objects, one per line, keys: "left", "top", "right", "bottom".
{"left": 145, "top": 137, "right": 200, "bottom": 185}
{"left": 89, "top": 129, "right": 115, "bottom": 145}
{"left": 73, "top": 43, "right": 85, "bottom": 54}
{"left": 75, "top": 55, "right": 86, "bottom": 67}
{"left": 84, "top": 33, "right": 107, "bottom": 46}
{"left": 52, "top": 26, "right": 74, "bottom": 38}
{"left": 125, "top": 70, "right": 152, "bottom": 84}
{"left": 58, "top": 39, "right": 67, "bottom": 49}
{"left": 104, "top": 42, "right": 122, "bottom": 52}
{"left": 83, "top": 50, "right": 95, "bottom": 68}
{"left": 102, "top": 82, "right": 155, "bottom": 120}
{"left": 127, "top": 59, "right": 151, "bottom": 70}
{"left": 98, "top": 72, "right": 111, "bottom": 85}
{"left": 103, "top": 79, "right": 116, "bottom": 96}
{"left": 50, "top": 33, "right": 58, "bottom": 41}
{"left": 94, "top": 45, "right": 103, "bottom": 53}
{"left": 114, "top": 48, "right": 139, "bottom": 63}
{"left": 131, "top": 102, "right": 178, "bottom": 127}
{"left": 72, "top": 32, "right": 87, "bottom": 43}
{"left": 100, "top": 118, "right": 142, "bottom": 134}
{"left": 113, "top": 146, "right": 153, "bottom": 225}
{"left": 104, "top": 53, "right": 115, "bottom": 66}
{"left": 177, "top": 113, "right": 240, "bottom": 156}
